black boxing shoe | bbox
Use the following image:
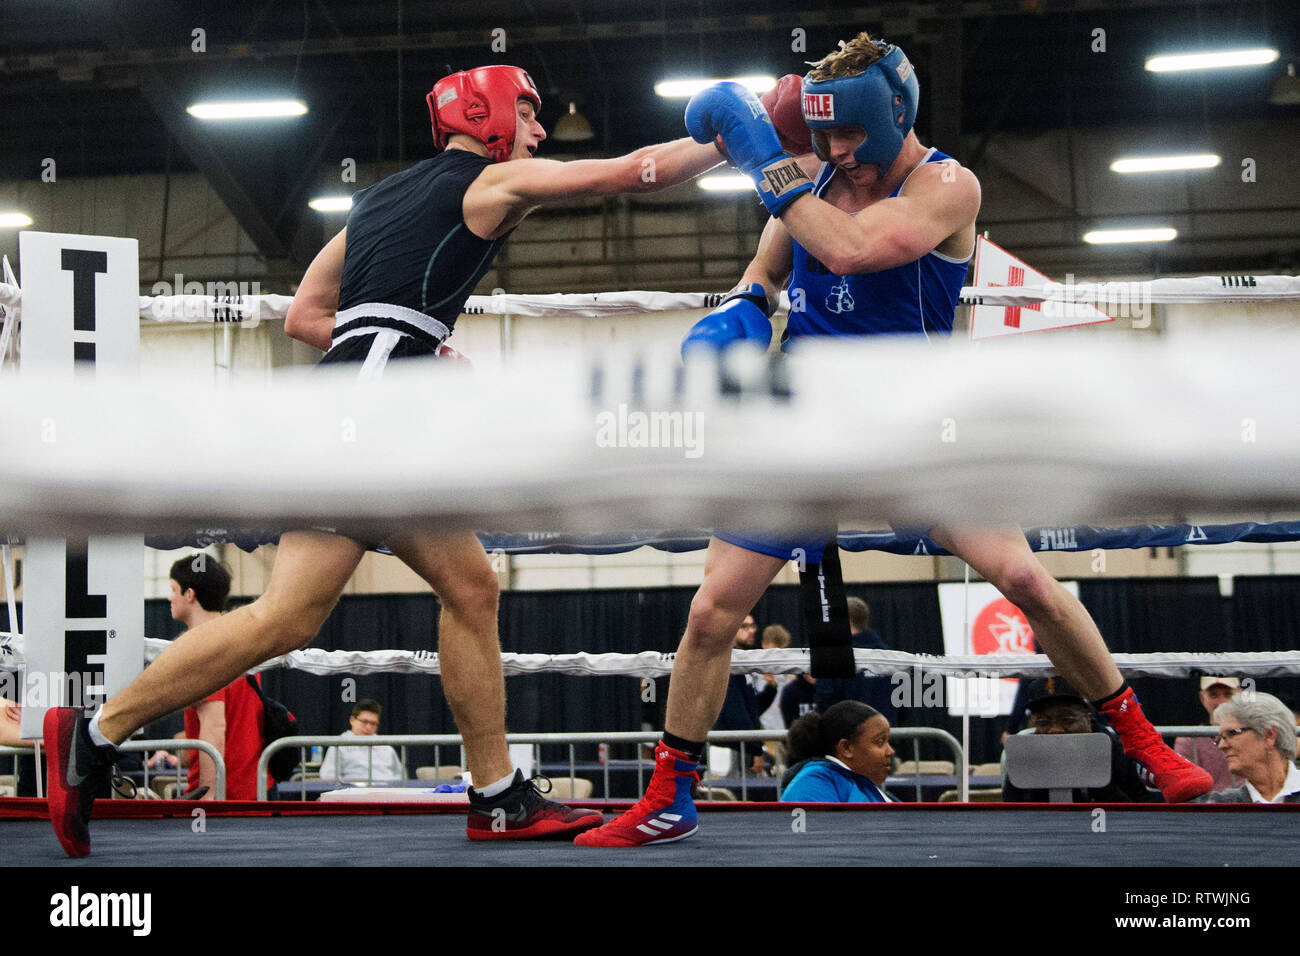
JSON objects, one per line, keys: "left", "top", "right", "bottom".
{"left": 466, "top": 770, "right": 603, "bottom": 841}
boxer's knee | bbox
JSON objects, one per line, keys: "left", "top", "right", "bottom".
{"left": 438, "top": 560, "right": 499, "bottom": 625}
{"left": 240, "top": 598, "right": 324, "bottom": 657}
{"left": 685, "top": 590, "right": 746, "bottom": 652}
{"left": 989, "top": 558, "right": 1058, "bottom": 618}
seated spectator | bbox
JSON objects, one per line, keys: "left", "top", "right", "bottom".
{"left": 780, "top": 701, "right": 894, "bottom": 803}
{"left": 1001, "top": 639, "right": 1044, "bottom": 742}
{"left": 3, "top": 695, "right": 143, "bottom": 797}
{"left": 319, "top": 699, "right": 405, "bottom": 782}
{"left": 169, "top": 554, "right": 268, "bottom": 800}
{"left": 1174, "top": 676, "right": 1242, "bottom": 791}
{"left": 1001, "top": 677, "right": 1157, "bottom": 803}
{"left": 715, "top": 614, "right": 761, "bottom": 731}
{"left": 0, "top": 696, "right": 29, "bottom": 750}
{"left": 752, "top": 623, "right": 793, "bottom": 731}
{"left": 714, "top": 613, "right": 767, "bottom": 775}
{"left": 780, "top": 673, "right": 818, "bottom": 729}
{"left": 1199, "top": 692, "right": 1300, "bottom": 803}
{"left": 814, "top": 597, "right": 898, "bottom": 725}
{"left": 1, "top": 696, "right": 37, "bottom": 797}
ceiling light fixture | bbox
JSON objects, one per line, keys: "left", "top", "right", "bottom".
{"left": 697, "top": 174, "right": 755, "bottom": 192}
{"left": 655, "top": 76, "right": 776, "bottom": 98}
{"left": 308, "top": 196, "right": 353, "bottom": 213}
{"left": 1145, "top": 48, "right": 1278, "bottom": 73}
{"left": 1083, "top": 227, "right": 1177, "bottom": 244}
{"left": 552, "top": 102, "right": 595, "bottom": 142}
{"left": 1110, "top": 154, "right": 1221, "bottom": 173}
{"left": 187, "top": 99, "right": 309, "bottom": 120}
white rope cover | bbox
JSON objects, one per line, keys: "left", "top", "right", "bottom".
{"left": 245, "top": 648, "right": 1300, "bottom": 680}
{"left": 0, "top": 274, "right": 1298, "bottom": 324}
{"left": 960, "top": 274, "right": 1300, "bottom": 307}
{"left": 6, "top": 634, "right": 1299, "bottom": 680}
{"left": 3, "top": 333, "right": 1300, "bottom": 537}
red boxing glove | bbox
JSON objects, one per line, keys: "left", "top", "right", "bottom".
{"left": 760, "top": 74, "right": 812, "bottom": 156}
{"left": 436, "top": 343, "right": 472, "bottom": 366}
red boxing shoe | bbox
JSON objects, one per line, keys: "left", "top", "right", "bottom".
{"left": 574, "top": 742, "right": 699, "bottom": 847}
{"left": 1096, "top": 685, "right": 1213, "bottom": 802}
{"left": 44, "top": 708, "right": 118, "bottom": 858}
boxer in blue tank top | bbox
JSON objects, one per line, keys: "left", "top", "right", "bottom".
{"left": 785, "top": 147, "right": 970, "bottom": 341}
{"left": 581, "top": 33, "right": 1213, "bottom": 850}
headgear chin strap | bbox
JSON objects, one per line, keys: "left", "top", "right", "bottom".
{"left": 427, "top": 65, "right": 541, "bottom": 163}
{"left": 800, "top": 42, "right": 919, "bottom": 175}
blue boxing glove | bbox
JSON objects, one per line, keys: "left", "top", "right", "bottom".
{"left": 682, "top": 283, "right": 774, "bottom": 358}
{"left": 685, "top": 82, "right": 813, "bottom": 217}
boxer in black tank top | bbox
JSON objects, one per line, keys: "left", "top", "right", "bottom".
{"left": 53, "top": 65, "right": 728, "bottom": 857}
{"left": 319, "top": 150, "right": 501, "bottom": 374}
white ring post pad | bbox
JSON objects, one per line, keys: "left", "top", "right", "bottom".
{"left": 16, "top": 232, "right": 144, "bottom": 739}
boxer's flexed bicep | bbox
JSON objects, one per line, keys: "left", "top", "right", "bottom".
{"left": 886, "top": 160, "right": 981, "bottom": 263}
{"left": 781, "top": 160, "right": 979, "bottom": 274}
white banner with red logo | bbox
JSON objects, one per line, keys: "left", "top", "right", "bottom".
{"left": 937, "top": 580, "right": 1079, "bottom": 717}
{"left": 968, "top": 236, "right": 1113, "bottom": 340}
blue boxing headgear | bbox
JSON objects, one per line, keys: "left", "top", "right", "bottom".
{"left": 800, "top": 42, "right": 919, "bottom": 175}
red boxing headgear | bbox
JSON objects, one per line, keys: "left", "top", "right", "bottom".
{"left": 427, "top": 65, "right": 541, "bottom": 163}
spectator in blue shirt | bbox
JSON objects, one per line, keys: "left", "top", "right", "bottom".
{"left": 780, "top": 701, "right": 894, "bottom": 803}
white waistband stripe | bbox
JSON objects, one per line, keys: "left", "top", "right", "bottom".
{"left": 335, "top": 302, "right": 450, "bottom": 342}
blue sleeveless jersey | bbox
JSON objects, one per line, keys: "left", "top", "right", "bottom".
{"left": 785, "top": 148, "right": 970, "bottom": 342}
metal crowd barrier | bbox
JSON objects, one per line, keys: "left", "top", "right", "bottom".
{"left": 7, "top": 725, "right": 1220, "bottom": 803}
{"left": 121, "top": 738, "right": 228, "bottom": 801}
{"left": 0, "top": 737, "right": 226, "bottom": 800}
{"left": 256, "top": 728, "right": 966, "bottom": 802}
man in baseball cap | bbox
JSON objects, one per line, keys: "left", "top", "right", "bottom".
{"left": 1174, "top": 677, "right": 1243, "bottom": 791}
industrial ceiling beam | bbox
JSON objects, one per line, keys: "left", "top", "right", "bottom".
{"left": 94, "top": 4, "right": 303, "bottom": 267}
{"left": 0, "top": 1, "right": 1223, "bottom": 75}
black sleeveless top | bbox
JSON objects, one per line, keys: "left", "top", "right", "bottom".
{"left": 338, "top": 150, "right": 504, "bottom": 332}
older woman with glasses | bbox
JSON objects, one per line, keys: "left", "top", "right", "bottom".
{"left": 1198, "top": 692, "right": 1300, "bottom": 804}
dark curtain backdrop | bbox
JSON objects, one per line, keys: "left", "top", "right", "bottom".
{"left": 1226, "top": 576, "right": 1300, "bottom": 715}
{"left": 5, "top": 574, "right": 1299, "bottom": 771}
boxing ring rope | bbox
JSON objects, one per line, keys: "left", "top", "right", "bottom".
{"left": 3, "top": 273, "right": 1300, "bottom": 325}
{"left": 2, "top": 637, "right": 1298, "bottom": 680}
{"left": 134, "top": 520, "right": 1300, "bottom": 562}
{"left": 5, "top": 331, "right": 1300, "bottom": 536}
{"left": 149, "top": 643, "right": 1300, "bottom": 681}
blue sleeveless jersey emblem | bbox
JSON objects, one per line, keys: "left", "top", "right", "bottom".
{"left": 825, "top": 278, "right": 855, "bottom": 314}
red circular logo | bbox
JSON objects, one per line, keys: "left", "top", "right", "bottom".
{"left": 971, "top": 597, "right": 1036, "bottom": 656}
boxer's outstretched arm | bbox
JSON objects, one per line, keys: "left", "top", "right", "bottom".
{"left": 779, "top": 162, "right": 980, "bottom": 275}
{"left": 285, "top": 227, "right": 346, "bottom": 351}
{"left": 482, "top": 137, "right": 724, "bottom": 209}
